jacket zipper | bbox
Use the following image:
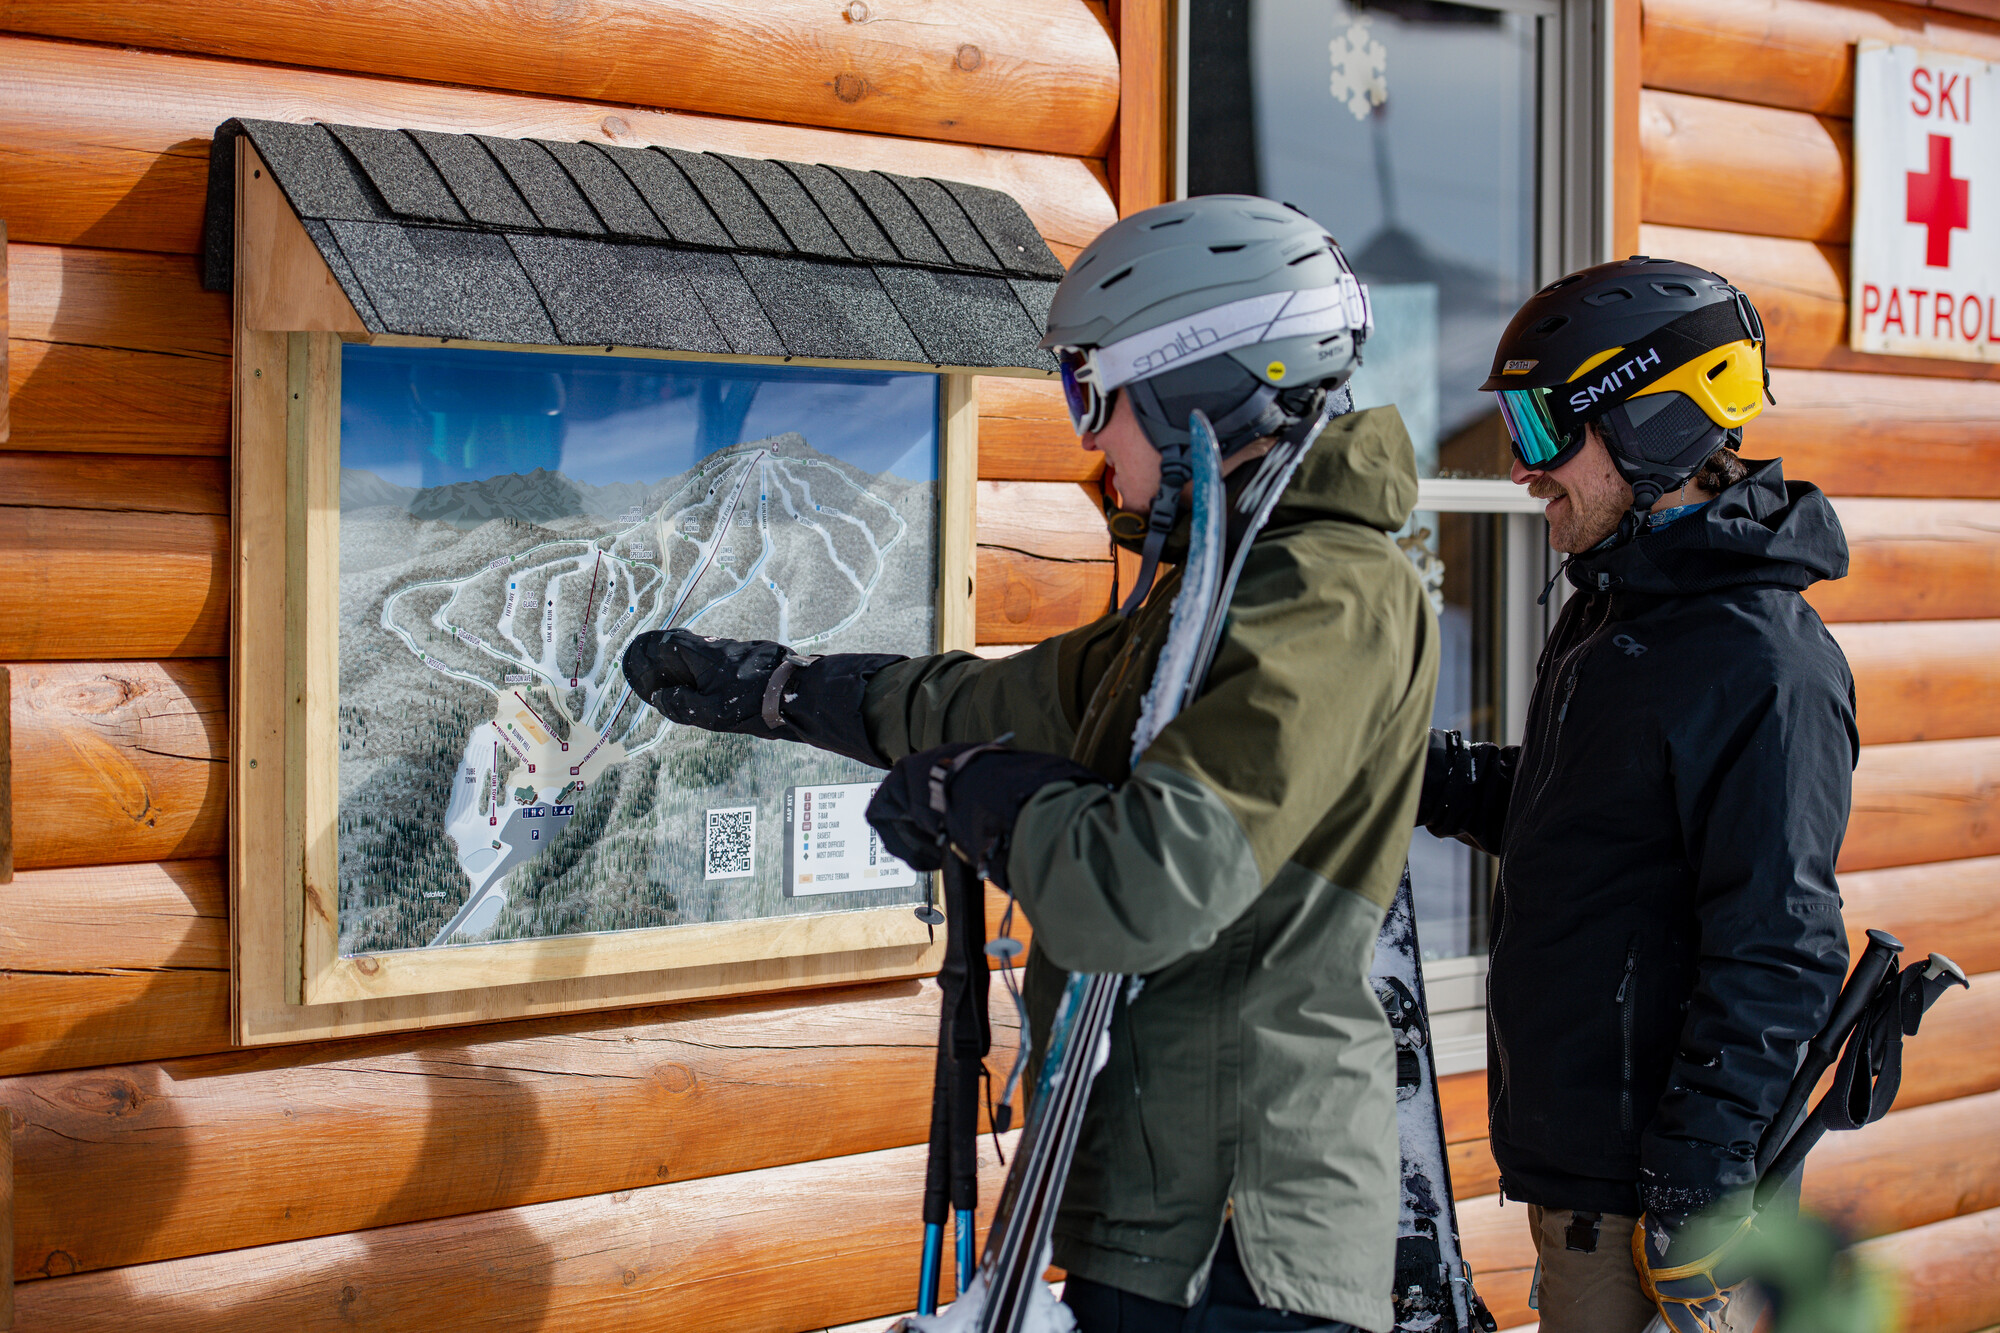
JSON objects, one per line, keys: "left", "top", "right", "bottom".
{"left": 1616, "top": 942, "right": 1638, "bottom": 1132}
{"left": 1489, "top": 593, "right": 1616, "bottom": 1135}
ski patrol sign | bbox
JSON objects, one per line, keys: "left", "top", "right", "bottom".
{"left": 1851, "top": 42, "right": 2000, "bottom": 361}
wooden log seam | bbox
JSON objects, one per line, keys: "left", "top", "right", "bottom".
{"left": 1832, "top": 621, "right": 2000, "bottom": 746}
{"left": 1756, "top": 369, "right": 2000, "bottom": 500}
{"left": 1641, "top": 0, "right": 2000, "bottom": 119}
{"left": 0, "top": 0, "right": 1121, "bottom": 160}
{"left": 1843, "top": 736, "right": 2000, "bottom": 873}
{"left": 1811, "top": 500, "right": 2000, "bottom": 625}
{"left": 1, "top": 940, "right": 1020, "bottom": 1277}
{"left": 6, "top": 1136, "right": 1017, "bottom": 1333}
{"left": 0, "top": 35, "right": 1115, "bottom": 261}
{"left": 1640, "top": 89, "right": 1851, "bottom": 243}
{"left": 1852, "top": 1204, "right": 2000, "bottom": 1333}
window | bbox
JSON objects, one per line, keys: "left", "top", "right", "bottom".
{"left": 1183, "top": 0, "right": 1607, "bottom": 1068}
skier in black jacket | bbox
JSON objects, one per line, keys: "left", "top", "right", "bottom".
{"left": 1418, "top": 257, "right": 1857, "bottom": 1333}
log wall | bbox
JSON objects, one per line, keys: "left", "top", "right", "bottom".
{"left": 0, "top": 3, "right": 1134, "bottom": 1326}
{"left": 1425, "top": 2, "right": 2000, "bottom": 1327}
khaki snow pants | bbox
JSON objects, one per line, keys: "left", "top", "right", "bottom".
{"left": 1527, "top": 1206, "right": 1763, "bottom": 1333}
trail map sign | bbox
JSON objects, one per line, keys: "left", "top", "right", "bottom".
{"left": 337, "top": 345, "right": 935, "bottom": 956}
{"left": 1851, "top": 42, "right": 2000, "bottom": 362}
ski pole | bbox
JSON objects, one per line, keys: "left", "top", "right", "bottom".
{"left": 1755, "top": 950, "right": 1968, "bottom": 1209}
{"left": 1755, "top": 929, "right": 1903, "bottom": 1178}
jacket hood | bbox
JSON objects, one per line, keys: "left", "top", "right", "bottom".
{"left": 1107, "top": 405, "right": 1420, "bottom": 557}
{"left": 1567, "top": 458, "right": 1848, "bottom": 597}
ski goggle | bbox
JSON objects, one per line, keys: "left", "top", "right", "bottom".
{"left": 1494, "top": 386, "right": 1587, "bottom": 470}
{"left": 1058, "top": 348, "right": 1115, "bottom": 435}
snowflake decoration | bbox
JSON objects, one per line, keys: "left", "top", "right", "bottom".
{"left": 1328, "top": 16, "right": 1387, "bottom": 121}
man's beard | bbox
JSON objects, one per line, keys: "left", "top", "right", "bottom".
{"left": 1532, "top": 477, "right": 1627, "bottom": 552}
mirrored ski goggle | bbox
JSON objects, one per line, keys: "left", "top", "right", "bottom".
{"left": 1058, "top": 348, "right": 1115, "bottom": 435}
{"left": 1494, "top": 386, "right": 1587, "bottom": 470}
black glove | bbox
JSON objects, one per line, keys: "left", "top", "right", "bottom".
{"left": 621, "top": 629, "right": 905, "bottom": 767}
{"left": 865, "top": 741, "right": 1105, "bottom": 889}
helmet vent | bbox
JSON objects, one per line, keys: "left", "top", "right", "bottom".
{"left": 1146, "top": 215, "right": 1188, "bottom": 229}
{"left": 1286, "top": 248, "right": 1320, "bottom": 266}
{"left": 1527, "top": 315, "right": 1570, "bottom": 339}
{"left": 1706, "top": 359, "right": 1729, "bottom": 380}
{"left": 1584, "top": 287, "right": 1633, "bottom": 306}
{"left": 1097, "top": 266, "right": 1134, "bottom": 290}
{"left": 1209, "top": 243, "right": 1246, "bottom": 253}
{"left": 1653, "top": 281, "right": 1697, "bottom": 298}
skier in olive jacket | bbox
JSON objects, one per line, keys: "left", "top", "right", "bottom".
{"left": 623, "top": 197, "right": 1435, "bottom": 1332}
{"left": 1421, "top": 257, "right": 1857, "bottom": 1333}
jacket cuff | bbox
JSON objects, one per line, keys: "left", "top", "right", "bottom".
{"left": 781, "top": 653, "right": 908, "bottom": 767}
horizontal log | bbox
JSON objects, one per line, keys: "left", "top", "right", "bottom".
{"left": 1639, "top": 223, "right": 2000, "bottom": 381}
{"left": 977, "top": 377, "right": 1099, "bottom": 482}
{"left": 1855, "top": 1205, "right": 2000, "bottom": 1333}
{"left": 0, "top": 453, "right": 226, "bottom": 516}
{"left": 1640, "top": 89, "right": 1849, "bottom": 242}
{"left": 976, "top": 547, "right": 1112, "bottom": 644}
{"left": 9, "top": 1136, "right": 1009, "bottom": 1333}
{"left": 0, "top": 506, "right": 227, "bottom": 659}
{"left": 1805, "top": 1089, "right": 2000, "bottom": 1242}
{"left": 1458, "top": 1191, "right": 1535, "bottom": 1328}
{"left": 1834, "top": 620, "right": 2000, "bottom": 745}
{"left": 0, "top": 859, "right": 225, "bottom": 973}
{"left": 1809, "top": 500, "right": 2000, "bottom": 623}
{"left": 0, "top": 0, "right": 1119, "bottom": 160}
{"left": 4, "top": 974, "right": 1019, "bottom": 1279}
{"left": 1842, "top": 738, "right": 2000, "bottom": 873}
{"left": 5, "top": 243, "right": 231, "bottom": 456}
{"left": 1842, "top": 856, "right": 2000, "bottom": 977}
{"left": 6, "top": 660, "right": 227, "bottom": 873}
{"left": 1439, "top": 1068, "right": 1486, "bottom": 1144}
{"left": 1756, "top": 369, "right": 2000, "bottom": 499}
{"left": 977, "top": 480, "right": 1110, "bottom": 562}
{"left": 1449, "top": 1137, "right": 1502, "bottom": 1201}
{"left": 1642, "top": 0, "right": 2000, "bottom": 118}
{"left": 1897, "top": 968, "right": 2000, "bottom": 1110}
{"left": 0, "top": 970, "right": 229, "bottom": 1083}
{"left": 0, "top": 35, "right": 1113, "bottom": 260}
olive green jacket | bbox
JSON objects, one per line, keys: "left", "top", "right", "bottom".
{"left": 863, "top": 407, "right": 1437, "bottom": 1331}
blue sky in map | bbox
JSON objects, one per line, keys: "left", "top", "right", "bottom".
{"left": 341, "top": 343, "right": 940, "bottom": 491}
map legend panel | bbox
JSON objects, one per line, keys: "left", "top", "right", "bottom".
{"left": 784, "top": 782, "right": 919, "bottom": 896}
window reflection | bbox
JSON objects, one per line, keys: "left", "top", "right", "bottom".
{"left": 1189, "top": 0, "right": 1539, "bottom": 479}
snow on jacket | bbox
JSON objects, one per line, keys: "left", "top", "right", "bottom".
{"left": 1421, "top": 458, "right": 1857, "bottom": 1219}
{"left": 861, "top": 407, "right": 1438, "bottom": 1331}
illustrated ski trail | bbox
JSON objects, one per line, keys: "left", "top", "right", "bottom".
{"left": 772, "top": 468, "right": 868, "bottom": 600}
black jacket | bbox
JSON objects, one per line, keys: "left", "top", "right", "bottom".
{"left": 1420, "top": 460, "right": 1858, "bottom": 1218}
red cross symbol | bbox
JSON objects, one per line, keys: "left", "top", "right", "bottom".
{"left": 1907, "top": 133, "right": 1970, "bottom": 269}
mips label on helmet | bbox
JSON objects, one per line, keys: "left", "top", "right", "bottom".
{"left": 1267, "top": 361, "right": 1287, "bottom": 380}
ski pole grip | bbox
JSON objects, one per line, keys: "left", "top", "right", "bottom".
{"left": 1758, "top": 928, "right": 1902, "bottom": 1176}
{"left": 1817, "top": 931, "right": 1903, "bottom": 1059}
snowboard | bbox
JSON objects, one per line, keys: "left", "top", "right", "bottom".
{"left": 1369, "top": 866, "right": 1497, "bottom": 1332}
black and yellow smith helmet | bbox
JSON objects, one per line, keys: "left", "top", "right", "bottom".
{"left": 1480, "top": 256, "right": 1773, "bottom": 511}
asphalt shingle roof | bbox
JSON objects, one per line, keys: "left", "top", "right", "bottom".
{"left": 204, "top": 119, "right": 1063, "bottom": 372}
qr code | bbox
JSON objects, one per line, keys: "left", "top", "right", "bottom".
{"left": 704, "top": 806, "right": 757, "bottom": 880}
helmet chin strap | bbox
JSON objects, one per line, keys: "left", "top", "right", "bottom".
{"left": 1115, "top": 377, "right": 1292, "bottom": 616}
{"left": 1118, "top": 436, "right": 1190, "bottom": 616}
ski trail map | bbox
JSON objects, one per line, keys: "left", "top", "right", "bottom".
{"left": 338, "top": 431, "right": 934, "bottom": 955}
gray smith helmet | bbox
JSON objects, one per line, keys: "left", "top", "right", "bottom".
{"left": 1043, "top": 194, "right": 1373, "bottom": 612}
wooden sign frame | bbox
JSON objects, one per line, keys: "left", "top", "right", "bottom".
{"left": 229, "top": 141, "right": 998, "bottom": 1044}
